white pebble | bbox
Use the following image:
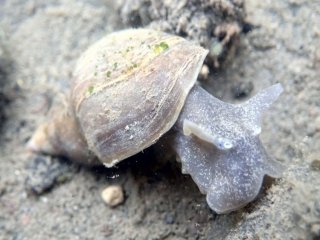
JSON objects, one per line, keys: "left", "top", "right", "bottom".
{"left": 200, "top": 64, "right": 209, "bottom": 79}
{"left": 101, "top": 185, "right": 124, "bottom": 207}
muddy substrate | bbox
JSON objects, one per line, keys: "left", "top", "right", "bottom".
{"left": 0, "top": 0, "right": 319, "bottom": 239}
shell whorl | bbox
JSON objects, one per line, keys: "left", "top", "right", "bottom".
{"left": 71, "top": 29, "right": 208, "bottom": 166}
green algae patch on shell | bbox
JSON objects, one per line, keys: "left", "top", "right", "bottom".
{"left": 153, "top": 41, "right": 169, "bottom": 54}
{"left": 71, "top": 29, "right": 208, "bottom": 167}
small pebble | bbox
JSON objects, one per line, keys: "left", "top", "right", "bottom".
{"left": 101, "top": 185, "right": 124, "bottom": 207}
{"left": 199, "top": 64, "right": 209, "bottom": 79}
{"left": 24, "top": 155, "right": 78, "bottom": 195}
{"left": 310, "top": 159, "right": 320, "bottom": 171}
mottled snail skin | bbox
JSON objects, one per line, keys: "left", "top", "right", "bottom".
{"left": 28, "top": 29, "right": 284, "bottom": 214}
{"left": 173, "top": 84, "right": 284, "bottom": 213}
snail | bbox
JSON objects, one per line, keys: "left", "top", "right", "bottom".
{"left": 27, "top": 29, "right": 284, "bottom": 214}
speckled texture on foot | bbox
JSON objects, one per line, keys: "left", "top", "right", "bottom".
{"left": 174, "top": 84, "right": 284, "bottom": 214}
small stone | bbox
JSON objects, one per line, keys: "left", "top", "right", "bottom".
{"left": 199, "top": 64, "right": 209, "bottom": 79}
{"left": 24, "top": 155, "right": 78, "bottom": 195}
{"left": 101, "top": 185, "right": 124, "bottom": 207}
{"left": 310, "top": 159, "right": 320, "bottom": 171}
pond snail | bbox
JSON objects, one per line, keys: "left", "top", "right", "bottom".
{"left": 27, "top": 29, "right": 284, "bottom": 214}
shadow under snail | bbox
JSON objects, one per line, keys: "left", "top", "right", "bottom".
{"left": 27, "top": 29, "right": 284, "bottom": 214}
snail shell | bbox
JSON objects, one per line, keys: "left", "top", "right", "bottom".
{"left": 29, "top": 29, "right": 208, "bottom": 167}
